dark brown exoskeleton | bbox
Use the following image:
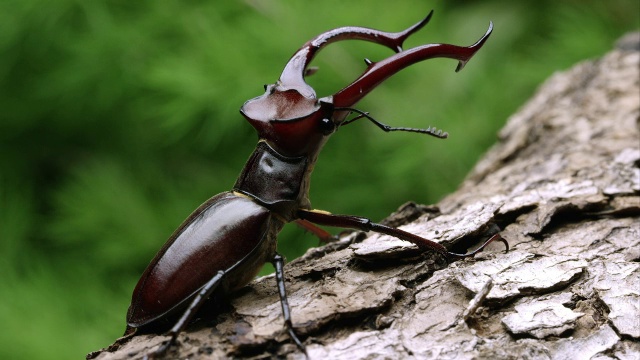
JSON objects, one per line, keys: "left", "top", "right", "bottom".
{"left": 125, "top": 11, "right": 507, "bottom": 357}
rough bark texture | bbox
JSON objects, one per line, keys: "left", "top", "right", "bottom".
{"left": 90, "top": 33, "right": 640, "bottom": 360}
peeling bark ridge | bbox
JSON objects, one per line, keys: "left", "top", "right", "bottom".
{"left": 89, "top": 33, "right": 640, "bottom": 360}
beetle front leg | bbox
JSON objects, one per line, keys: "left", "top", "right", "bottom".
{"left": 297, "top": 209, "right": 507, "bottom": 259}
{"left": 272, "top": 253, "right": 307, "bottom": 355}
{"left": 146, "top": 270, "right": 226, "bottom": 359}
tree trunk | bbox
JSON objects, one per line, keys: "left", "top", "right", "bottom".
{"left": 89, "top": 33, "right": 640, "bottom": 360}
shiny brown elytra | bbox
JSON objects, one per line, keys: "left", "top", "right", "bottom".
{"left": 124, "top": 10, "right": 506, "bottom": 357}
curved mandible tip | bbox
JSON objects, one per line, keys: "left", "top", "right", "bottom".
{"left": 277, "top": 11, "right": 435, "bottom": 98}
{"left": 455, "top": 21, "right": 493, "bottom": 72}
{"left": 332, "top": 20, "right": 494, "bottom": 110}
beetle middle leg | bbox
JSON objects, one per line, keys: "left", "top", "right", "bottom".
{"left": 272, "top": 252, "right": 307, "bottom": 355}
{"left": 146, "top": 270, "right": 226, "bottom": 359}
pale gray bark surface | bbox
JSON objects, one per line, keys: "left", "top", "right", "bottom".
{"left": 90, "top": 33, "right": 640, "bottom": 360}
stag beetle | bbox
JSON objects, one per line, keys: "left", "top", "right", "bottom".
{"left": 124, "top": 11, "right": 507, "bottom": 357}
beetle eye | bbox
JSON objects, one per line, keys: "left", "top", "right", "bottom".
{"left": 263, "top": 84, "right": 268, "bottom": 91}
{"left": 319, "top": 118, "right": 335, "bottom": 135}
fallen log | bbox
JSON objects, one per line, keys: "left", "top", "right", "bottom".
{"left": 89, "top": 32, "right": 639, "bottom": 360}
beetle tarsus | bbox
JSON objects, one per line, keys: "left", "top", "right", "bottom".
{"left": 447, "top": 232, "right": 509, "bottom": 259}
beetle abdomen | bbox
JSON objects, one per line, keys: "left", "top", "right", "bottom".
{"left": 127, "top": 191, "right": 273, "bottom": 327}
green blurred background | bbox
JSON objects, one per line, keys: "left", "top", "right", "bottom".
{"left": 0, "top": 0, "right": 637, "bottom": 358}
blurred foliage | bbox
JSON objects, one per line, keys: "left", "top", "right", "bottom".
{"left": 0, "top": 0, "right": 637, "bottom": 358}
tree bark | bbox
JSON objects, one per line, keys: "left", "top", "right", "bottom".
{"left": 89, "top": 33, "right": 640, "bottom": 360}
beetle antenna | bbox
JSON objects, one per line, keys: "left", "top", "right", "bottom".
{"left": 335, "top": 106, "right": 449, "bottom": 139}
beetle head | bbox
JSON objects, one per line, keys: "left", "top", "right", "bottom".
{"left": 241, "top": 11, "right": 492, "bottom": 157}
{"left": 240, "top": 83, "right": 334, "bottom": 157}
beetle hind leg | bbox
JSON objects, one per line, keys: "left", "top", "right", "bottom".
{"left": 146, "top": 270, "right": 226, "bottom": 359}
